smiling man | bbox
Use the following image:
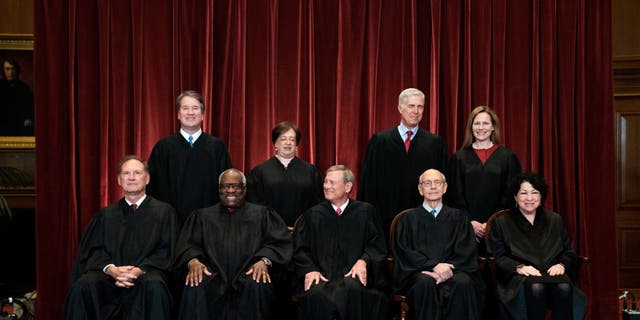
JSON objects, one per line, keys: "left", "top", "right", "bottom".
{"left": 358, "top": 88, "right": 448, "bottom": 241}
{"left": 175, "top": 168, "right": 292, "bottom": 319}
{"left": 293, "top": 165, "right": 388, "bottom": 320}
{"left": 392, "top": 169, "right": 483, "bottom": 320}
{"left": 64, "top": 155, "right": 178, "bottom": 320}
{"left": 147, "top": 90, "right": 231, "bottom": 224}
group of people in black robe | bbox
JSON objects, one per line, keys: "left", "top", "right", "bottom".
{"left": 64, "top": 88, "right": 585, "bottom": 319}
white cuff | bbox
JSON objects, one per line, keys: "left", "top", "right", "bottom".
{"left": 102, "top": 263, "right": 115, "bottom": 273}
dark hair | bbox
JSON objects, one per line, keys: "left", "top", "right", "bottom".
{"left": 2, "top": 59, "right": 21, "bottom": 79}
{"left": 462, "top": 106, "right": 502, "bottom": 147}
{"left": 117, "top": 155, "right": 148, "bottom": 174}
{"left": 510, "top": 172, "right": 548, "bottom": 204}
{"left": 176, "top": 90, "right": 205, "bottom": 113}
{"left": 271, "top": 121, "right": 301, "bottom": 145}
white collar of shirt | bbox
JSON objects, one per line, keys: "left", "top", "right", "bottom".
{"left": 422, "top": 202, "right": 443, "bottom": 217}
{"left": 397, "top": 123, "right": 418, "bottom": 141}
{"left": 180, "top": 128, "right": 202, "bottom": 142}
{"left": 331, "top": 199, "right": 349, "bottom": 214}
{"left": 125, "top": 194, "right": 147, "bottom": 208}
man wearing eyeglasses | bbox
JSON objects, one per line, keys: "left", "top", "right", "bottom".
{"left": 391, "top": 169, "right": 483, "bottom": 320}
{"left": 174, "top": 168, "right": 292, "bottom": 319}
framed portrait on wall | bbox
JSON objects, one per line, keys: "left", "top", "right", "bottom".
{"left": 0, "top": 33, "right": 35, "bottom": 207}
{"left": 1, "top": 33, "right": 35, "bottom": 139}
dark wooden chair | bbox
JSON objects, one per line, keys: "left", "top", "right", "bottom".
{"left": 387, "top": 209, "right": 413, "bottom": 320}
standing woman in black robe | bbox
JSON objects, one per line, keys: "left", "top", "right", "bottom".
{"left": 246, "top": 121, "right": 323, "bottom": 319}
{"left": 247, "top": 121, "right": 323, "bottom": 227}
{"left": 448, "top": 106, "right": 521, "bottom": 242}
{"left": 488, "top": 172, "right": 586, "bottom": 320}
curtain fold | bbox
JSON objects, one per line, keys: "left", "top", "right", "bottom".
{"left": 34, "top": 0, "right": 616, "bottom": 318}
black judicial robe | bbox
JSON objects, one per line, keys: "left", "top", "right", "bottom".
{"left": 247, "top": 156, "right": 323, "bottom": 226}
{"left": 448, "top": 145, "right": 521, "bottom": 222}
{"left": 488, "top": 209, "right": 587, "bottom": 320}
{"left": 175, "top": 202, "right": 292, "bottom": 319}
{"left": 147, "top": 132, "right": 231, "bottom": 223}
{"left": 358, "top": 127, "right": 448, "bottom": 238}
{"left": 65, "top": 197, "right": 178, "bottom": 319}
{"left": 293, "top": 200, "right": 388, "bottom": 320}
{"left": 392, "top": 205, "right": 482, "bottom": 319}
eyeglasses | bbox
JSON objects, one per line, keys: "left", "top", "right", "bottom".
{"left": 219, "top": 183, "right": 244, "bottom": 190}
{"left": 419, "top": 180, "right": 444, "bottom": 187}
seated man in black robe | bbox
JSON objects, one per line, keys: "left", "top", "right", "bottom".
{"left": 64, "top": 155, "right": 178, "bottom": 320}
{"left": 392, "top": 169, "right": 482, "bottom": 320}
{"left": 293, "top": 165, "right": 388, "bottom": 320}
{"left": 175, "top": 168, "right": 292, "bottom": 319}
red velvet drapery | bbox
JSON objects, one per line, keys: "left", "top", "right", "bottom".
{"left": 34, "top": 0, "right": 617, "bottom": 318}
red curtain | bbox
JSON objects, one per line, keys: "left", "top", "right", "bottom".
{"left": 34, "top": 0, "right": 617, "bottom": 318}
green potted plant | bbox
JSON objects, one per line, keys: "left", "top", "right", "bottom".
{"left": 0, "top": 166, "right": 34, "bottom": 219}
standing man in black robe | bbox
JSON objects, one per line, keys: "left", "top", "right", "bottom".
{"left": 64, "top": 155, "right": 178, "bottom": 320}
{"left": 147, "top": 90, "right": 231, "bottom": 224}
{"left": 293, "top": 165, "right": 388, "bottom": 320}
{"left": 392, "top": 169, "right": 482, "bottom": 320}
{"left": 358, "top": 88, "right": 448, "bottom": 240}
{"left": 175, "top": 168, "right": 292, "bottom": 319}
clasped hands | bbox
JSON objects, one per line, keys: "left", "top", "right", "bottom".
{"left": 516, "top": 263, "right": 565, "bottom": 277}
{"left": 304, "top": 259, "right": 367, "bottom": 292}
{"left": 421, "top": 262, "right": 455, "bottom": 284}
{"left": 185, "top": 258, "right": 271, "bottom": 287}
{"left": 105, "top": 265, "right": 145, "bottom": 288}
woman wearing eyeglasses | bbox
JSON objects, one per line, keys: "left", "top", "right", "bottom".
{"left": 487, "top": 172, "right": 586, "bottom": 320}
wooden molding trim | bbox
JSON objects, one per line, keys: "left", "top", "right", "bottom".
{"left": 614, "top": 55, "right": 640, "bottom": 96}
{"left": 0, "top": 136, "right": 36, "bottom": 149}
{"left": 0, "top": 33, "right": 34, "bottom": 50}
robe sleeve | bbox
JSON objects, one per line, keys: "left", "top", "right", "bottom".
{"left": 447, "top": 213, "right": 479, "bottom": 273}
{"left": 147, "top": 143, "right": 171, "bottom": 202}
{"left": 555, "top": 218, "right": 579, "bottom": 281}
{"left": 252, "top": 207, "right": 293, "bottom": 266}
{"left": 174, "top": 212, "right": 209, "bottom": 271}
{"left": 360, "top": 207, "right": 387, "bottom": 265}
{"left": 392, "top": 214, "right": 440, "bottom": 292}
{"left": 138, "top": 207, "right": 178, "bottom": 273}
{"left": 69, "top": 213, "right": 110, "bottom": 283}
{"left": 292, "top": 214, "right": 320, "bottom": 277}
{"left": 447, "top": 152, "right": 468, "bottom": 211}
{"left": 246, "top": 167, "right": 267, "bottom": 205}
{"left": 357, "top": 134, "right": 380, "bottom": 203}
{"left": 499, "top": 152, "right": 522, "bottom": 210}
{"left": 311, "top": 165, "right": 324, "bottom": 205}
{"left": 488, "top": 216, "right": 523, "bottom": 276}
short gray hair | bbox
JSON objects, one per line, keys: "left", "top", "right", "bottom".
{"left": 218, "top": 168, "right": 247, "bottom": 185}
{"left": 326, "top": 165, "right": 355, "bottom": 184}
{"left": 398, "top": 88, "right": 425, "bottom": 105}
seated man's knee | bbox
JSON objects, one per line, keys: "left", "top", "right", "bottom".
{"left": 71, "top": 272, "right": 109, "bottom": 293}
{"left": 413, "top": 273, "right": 438, "bottom": 291}
{"left": 343, "top": 276, "right": 367, "bottom": 291}
{"left": 450, "top": 272, "right": 473, "bottom": 289}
